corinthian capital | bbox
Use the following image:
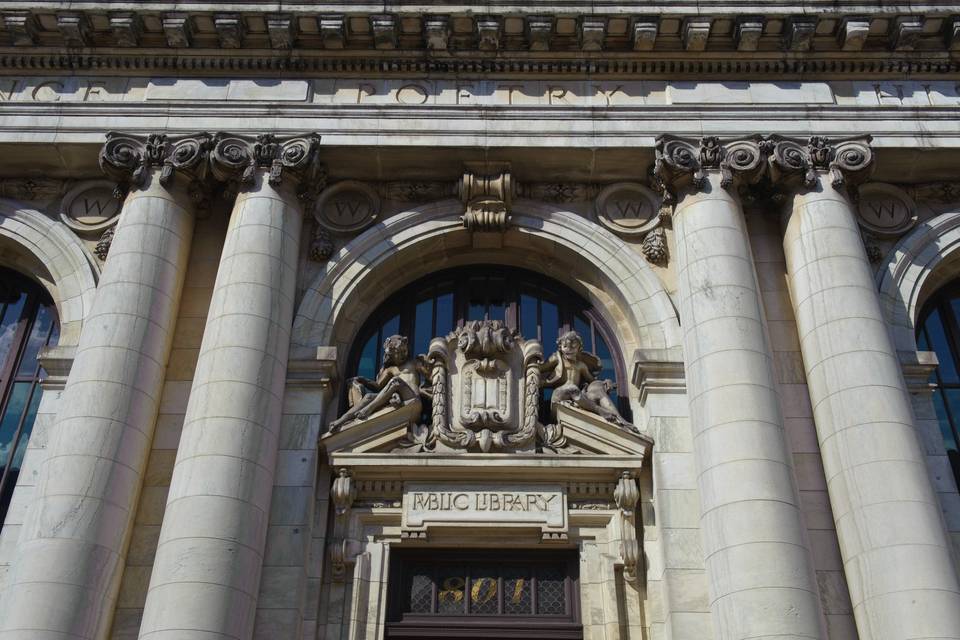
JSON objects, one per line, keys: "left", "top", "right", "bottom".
{"left": 99, "top": 132, "right": 214, "bottom": 197}
{"left": 210, "top": 133, "right": 326, "bottom": 201}
{"left": 766, "top": 135, "right": 874, "bottom": 190}
{"left": 653, "top": 135, "right": 766, "bottom": 207}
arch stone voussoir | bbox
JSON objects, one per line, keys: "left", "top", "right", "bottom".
{"left": 292, "top": 200, "right": 680, "bottom": 368}
{"left": 0, "top": 199, "right": 99, "bottom": 347}
{"left": 877, "top": 209, "right": 960, "bottom": 353}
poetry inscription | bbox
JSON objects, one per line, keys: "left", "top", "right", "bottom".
{"left": 404, "top": 483, "right": 566, "bottom": 529}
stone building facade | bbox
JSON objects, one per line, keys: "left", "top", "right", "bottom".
{"left": 0, "top": 2, "right": 958, "bottom": 640}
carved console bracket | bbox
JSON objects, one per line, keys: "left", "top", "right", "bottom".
{"left": 460, "top": 165, "right": 512, "bottom": 232}
{"left": 613, "top": 471, "right": 642, "bottom": 583}
{"left": 329, "top": 468, "right": 359, "bottom": 581}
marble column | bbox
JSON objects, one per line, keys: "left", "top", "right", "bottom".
{"left": 656, "top": 136, "right": 824, "bottom": 640}
{"left": 775, "top": 136, "right": 960, "bottom": 639}
{"left": 0, "top": 133, "right": 211, "bottom": 640}
{"left": 138, "top": 134, "right": 322, "bottom": 640}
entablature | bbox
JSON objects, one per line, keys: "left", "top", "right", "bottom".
{"left": 0, "top": 4, "right": 959, "bottom": 77}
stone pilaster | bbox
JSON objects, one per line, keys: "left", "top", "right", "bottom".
{"left": 138, "top": 133, "right": 322, "bottom": 640}
{"left": 0, "top": 133, "right": 212, "bottom": 640}
{"left": 656, "top": 135, "right": 825, "bottom": 640}
{"left": 774, "top": 135, "right": 960, "bottom": 639}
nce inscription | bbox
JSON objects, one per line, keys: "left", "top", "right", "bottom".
{"left": 404, "top": 484, "right": 566, "bottom": 530}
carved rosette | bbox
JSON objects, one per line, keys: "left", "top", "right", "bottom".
{"left": 99, "top": 131, "right": 214, "bottom": 200}
{"left": 210, "top": 132, "right": 326, "bottom": 205}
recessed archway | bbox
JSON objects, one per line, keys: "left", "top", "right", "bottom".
{"left": 292, "top": 200, "right": 680, "bottom": 379}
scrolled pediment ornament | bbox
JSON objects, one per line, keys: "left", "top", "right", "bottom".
{"left": 99, "top": 131, "right": 214, "bottom": 200}
{"left": 328, "top": 322, "right": 637, "bottom": 455}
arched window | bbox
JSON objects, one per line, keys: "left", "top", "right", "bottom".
{"left": 346, "top": 266, "right": 629, "bottom": 419}
{"left": 917, "top": 280, "right": 960, "bottom": 490}
{"left": 0, "top": 267, "right": 58, "bottom": 528}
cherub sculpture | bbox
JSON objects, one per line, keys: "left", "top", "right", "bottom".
{"left": 540, "top": 330, "right": 629, "bottom": 426}
{"left": 329, "top": 335, "right": 427, "bottom": 433}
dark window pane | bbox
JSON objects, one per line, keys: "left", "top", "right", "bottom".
{"left": 939, "top": 390, "right": 960, "bottom": 452}
{"left": 407, "top": 567, "right": 434, "bottom": 614}
{"left": 923, "top": 309, "right": 959, "bottom": 383}
{"left": 436, "top": 293, "right": 454, "bottom": 336}
{"left": 468, "top": 303, "right": 485, "bottom": 321}
{"left": 469, "top": 571, "right": 499, "bottom": 614}
{"left": 17, "top": 303, "right": 54, "bottom": 376}
{"left": 413, "top": 299, "right": 434, "bottom": 357}
{"left": 574, "top": 315, "right": 592, "bottom": 352}
{"left": 535, "top": 566, "right": 566, "bottom": 615}
{"left": 520, "top": 294, "right": 538, "bottom": 341}
{"left": 503, "top": 567, "right": 531, "bottom": 614}
{"left": 0, "top": 293, "right": 25, "bottom": 368}
{"left": 542, "top": 301, "right": 559, "bottom": 353}
{"left": 436, "top": 566, "right": 466, "bottom": 614}
{"left": 0, "top": 382, "right": 30, "bottom": 468}
{"left": 383, "top": 315, "right": 400, "bottom": 338}
{"left": 12, "top": 385, "right": 41, "bottom": 470}
{"left": 357, "top": 334, "right": 378, "bottom": 380}
{"left": 595, "top": 333, "right": 616, "bottom": 385}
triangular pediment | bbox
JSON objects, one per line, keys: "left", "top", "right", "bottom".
{"left": 320, "top": 403, "right": 653, "bottom": 463}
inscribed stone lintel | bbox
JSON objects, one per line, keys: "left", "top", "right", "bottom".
{"left": 402, "top": 482, "right": 567, "bottom": 532}
{"left": 6, "top": 77, "right": 960, "bottom": 109}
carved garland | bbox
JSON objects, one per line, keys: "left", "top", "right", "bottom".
{"left": 428, "top": 337, "right": 475, "bottom": 450}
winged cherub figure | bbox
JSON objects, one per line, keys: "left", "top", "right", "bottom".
{"left": 329, "top": 335, "right": 426, "bottom": 432}
{"left": 540, "top": 330, "right": 628, "bottom": 426}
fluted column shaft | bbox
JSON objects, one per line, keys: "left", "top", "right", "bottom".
{"left": 783, "top": 174, "right": 960, "bottom": 639}
{"left": 0, "top": 134, "right": 208, "bottom": 640}
{"left": 657, "top": 136, "right": 823, "bottom": 640}
{"left": 139, "top": 134, "right": 320, "bottom": 640}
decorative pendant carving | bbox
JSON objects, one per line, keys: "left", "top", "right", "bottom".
{"left": 94, "top": 226, "right": 115, "bottom": 261}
